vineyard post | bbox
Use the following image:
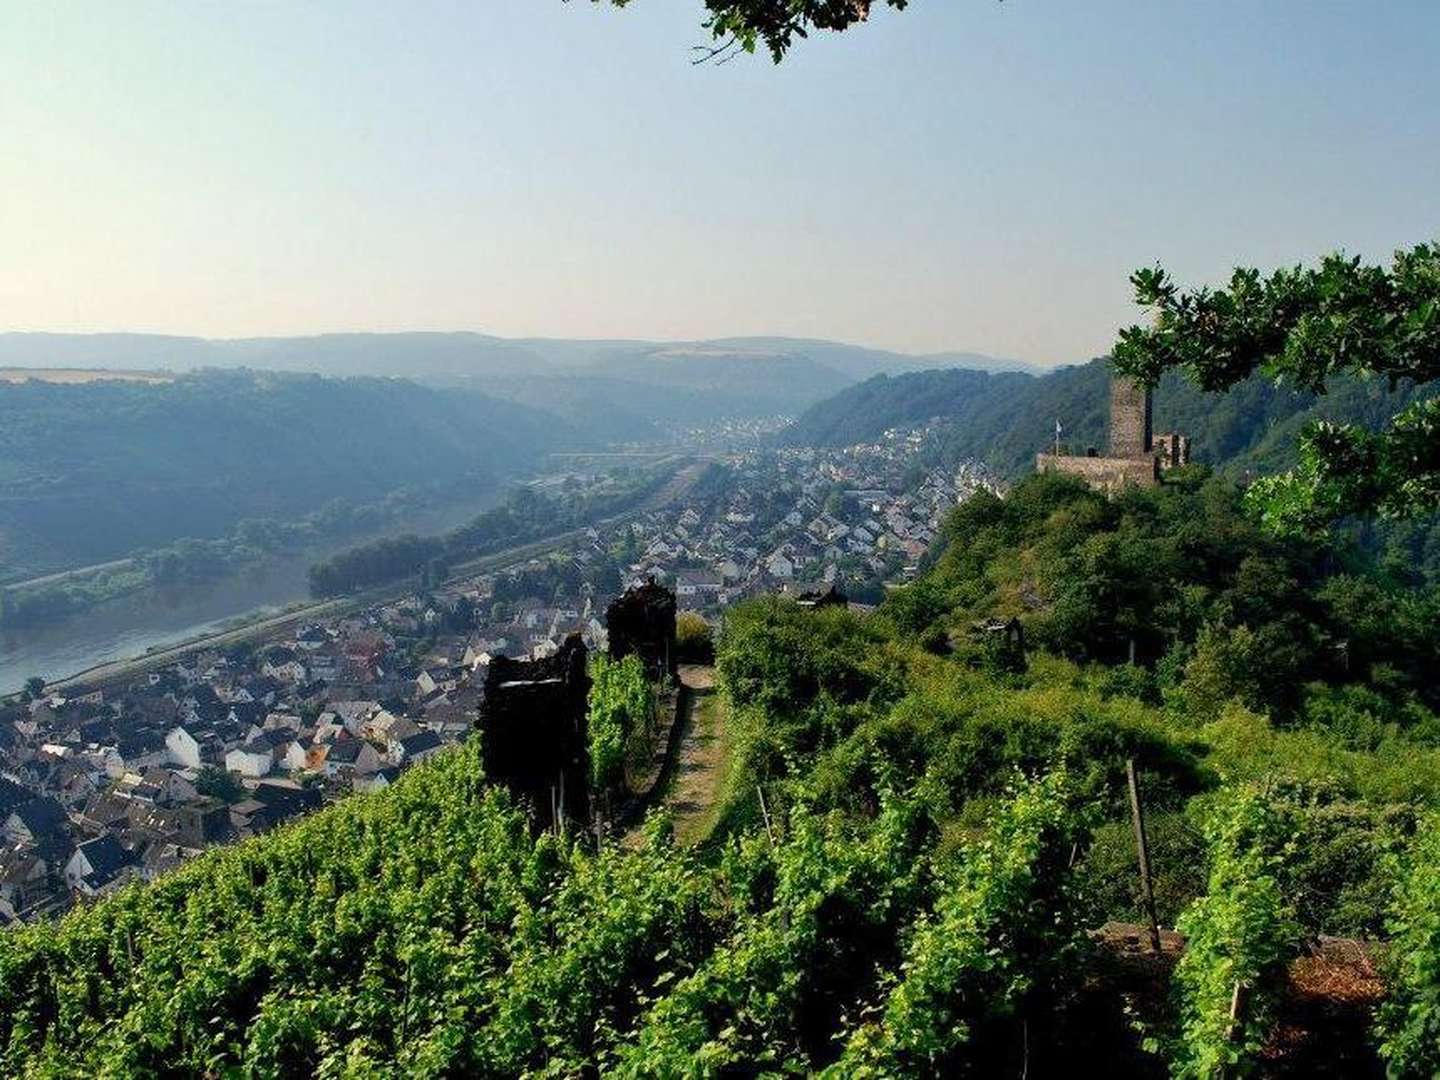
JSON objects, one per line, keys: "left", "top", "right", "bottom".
{"left": 1126, "top": 758, "right": 1162, "bottom": 954}
{"left": 1221, "top": 981, "right": 1249, "bottom": 1079}
{"left": 756, "top": 784, "right": 775, "bottom": 844}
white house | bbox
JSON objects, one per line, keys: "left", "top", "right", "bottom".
{"left": 260, "top": 648, "right": 307, "bottom": 683}
{"left": 766, "top": 553, "right": 794, "bottom": 579}
{"left": 280, "top": 736, "right": 312, "bottom": 773}
{"left": 328, "top": 701, "right": 381, "bottom": 736}
{"left": 388, "top": 730, "right": 444, "bottom": 766}
{"left": 225, "top": 730, "right": 293, "bottom": 778}
{"left": 354, "top": 766, "right": 403, "bottom": 794}
{"left": 0, "top": 846, "right": 51, "bottom": 919}
{"left": 225, "top": 743, "right": 275, "bottom": 779}
{"left": 64, "top": 835, "right": 135, "bottom": 897}
{"left": 165, "top": 726, "right": 203, "bottom": 770}
{"left": 361, "top": 709, "right": 405, "bottom": 742}
{"left": 3, "top": 798, "right": 67, "bottom": 846}
{"left": 676, "top": 570, "right": 724, "bottom": 600}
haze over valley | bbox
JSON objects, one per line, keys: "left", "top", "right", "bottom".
{"left": 0, "top": 332, "right": 1032, "bottom": 689}
{"left": 3, "top": 4, "right": 1440, "bottom": 1076}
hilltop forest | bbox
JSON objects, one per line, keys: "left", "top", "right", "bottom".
{"left": 3, "top": 467, "right": 1439, "bottom": 1075}
{"left": 0, "top": 370, "right": 583, "bottom": 584}
{"left": 779, "top": 359, "right": 1440, "bottom": 483}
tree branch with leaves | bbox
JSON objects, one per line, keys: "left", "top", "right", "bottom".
{"left": 1112, "top": 244, "right": 1440, "bottom": 534}
{"left": 593, "top": 0, "right": 910, "bottom": 62}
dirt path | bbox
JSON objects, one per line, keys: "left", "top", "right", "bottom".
{"left": 669, "top": 664, "right": 733, "bottom": 846}
{"left": 625, "top": 664, "right": 731, "bottom": 847}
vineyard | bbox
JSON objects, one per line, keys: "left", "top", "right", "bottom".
{"left": 2, "top": 471, "right": 1439, "bottom": 1075}
{"left": 0, "top": 737, "right": 1091, "bottom": 1075}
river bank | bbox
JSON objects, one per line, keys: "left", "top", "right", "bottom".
{"left": 0, "top": 487, "right": 505, "bottom": 694}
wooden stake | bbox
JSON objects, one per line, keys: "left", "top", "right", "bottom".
{"left": 1227, "top": 980, "right": 1247, "bottom": 1035}
{"left": 1126, "top": 757, "right": 1162, "bottom": 954}
{"left": 756, "top": 784, "right": 775, "bottom": 844}
{"left": 1221, "top": 981, "right": 1249, "bottom": 1079}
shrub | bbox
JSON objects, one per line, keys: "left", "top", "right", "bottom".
{"left": 831, "top": 773, "right": 1088, "bottom": 1076}
{"left": 587, "top": 653, "right": 651, "bottom": 792}
{"left": 1377, "top": 811, "right": 1440, "bottom": 1077}
{"left": 1169, "top": 789, "right": 1303, "bottom": 1079}
{"left": 674, "top": 610, "right": 714, "bottom": 664}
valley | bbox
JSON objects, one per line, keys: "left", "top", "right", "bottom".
{"left": 0, "top": 484, "right": 507, "bottom": 695}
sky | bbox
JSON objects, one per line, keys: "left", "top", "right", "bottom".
{"left": 2, "top": 2, "right": 1437, "bottom": 367}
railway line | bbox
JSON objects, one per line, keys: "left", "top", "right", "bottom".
{"left": 39, "top": 457, "right": 710, "bottom": 697}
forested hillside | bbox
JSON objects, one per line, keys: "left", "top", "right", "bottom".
{"left": 0, "top": 370, "right": 575, "bottom": 580}
{"left": 477, "top": 353, "right": 846, "bottom": 430}
{"left": 5, "top": 470, "right": 1439, "bottom": 1075}
{"left": 306, "top": 464, "right": 675, "bottom": 597}
{"left": 779, "top": 359, "right": 1440, "bottom": 479}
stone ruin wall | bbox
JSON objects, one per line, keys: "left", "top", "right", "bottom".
{"left": 1035, "top": 452, "right": 1160, "bottom": 492}
{"left": 606, "top": 580, "right": 677, "bottom": 681}
{"left": 1153, "top": 432, "right": 1192, "bottom": 469}
{"left": 479, "top": 634, "right": 591, "bottom": 826}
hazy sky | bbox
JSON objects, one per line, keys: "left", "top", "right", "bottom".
{"left": 3, "top": 2, "right": 1437, "bottom": 365}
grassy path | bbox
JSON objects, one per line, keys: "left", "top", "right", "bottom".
{"left": 619, "top": 665, "right": 731, "bottom": 852}
{"left": 634, "top": 664, "right": 732, "bottom": 847}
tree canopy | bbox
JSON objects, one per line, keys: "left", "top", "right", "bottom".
{"left": 599, "top": 0, "right": 910, "bottom": 61}
{"left": 1112, "top": 244, "right": 1440, "bottom": 534}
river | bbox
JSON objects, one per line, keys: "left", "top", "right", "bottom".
{"left": 0, "top": 490, "right": 504, "bottom": 695}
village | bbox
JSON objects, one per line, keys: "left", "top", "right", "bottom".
{"left": 0, "top": 424, "right": 1001, "bottom": 923}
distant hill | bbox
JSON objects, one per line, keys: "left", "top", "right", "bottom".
{"left": 0, "top": 370, "right": 579, "bottom": 578}
{"left": 0, "top": 332, "right": 554, "bottom": 381}
{"left": 0, "top": 332, "right": 1042, "bottom": 429}
{"left": 778, "top": 358, "right": 1440, "bottom": 477}
{"left": 667, "top": 338, "right": 1042, "bottom": 380}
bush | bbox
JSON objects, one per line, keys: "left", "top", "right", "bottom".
{"left": 833, "top": 773, "right": 1088, "bottom": 1075}
{"left": 587, "top": 653, "right": 651, "bottom": 793}
{"left": 674, "top": 610, "right": 714, "bottom": 664}
{"left": 1077, "top": 813, "right": 1207, "bottom": 928}
{"left": 1377, "top": 811, "right": 1440, "bottom": 1077}
{"left": 1169, "top": 789, "right": 1303, "bottom": 1079}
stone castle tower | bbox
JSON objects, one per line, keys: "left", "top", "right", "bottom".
{"left": 1036, "top": 371, "right": 1187, "bottom": 493}
{"left": 1109, "top": 376, "right": 1152, "bottom": 458}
